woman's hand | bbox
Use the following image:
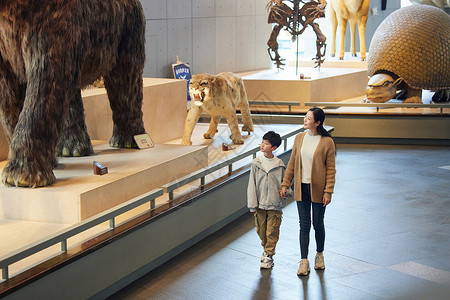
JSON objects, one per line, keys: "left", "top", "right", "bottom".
{"left": 280, "top": 187, "right": 288, "bottom": 198}
{"left": 323, "top": 196, "right": 331, "bottom": 207}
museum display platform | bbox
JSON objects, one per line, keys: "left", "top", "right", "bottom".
{"left": 0, "top": 142, "right": 208, "bottom": 224}
{"left": 241, "top": 66, "right": 368, "bottom": 112}
{"left": 286, "top": 52, "right": 368, "bottom": 68}
{"left": 0, "top": 77, "right": 188, "bottom": 162}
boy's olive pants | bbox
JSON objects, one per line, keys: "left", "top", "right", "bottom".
{"left": 254, "top": 209, "right": 282, "bottom": 256}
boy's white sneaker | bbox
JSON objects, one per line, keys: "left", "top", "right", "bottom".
{"left": 261, "top": 251, "right": 269, "bottom": 262}
{"left": 314, "top": 252, "right": 325, "bottom": 270}
{"left": 260, "top": 255, "right": 274, "bottom": 269}
{"left": 297, "top": 259, "right": 310, "bottom": 276}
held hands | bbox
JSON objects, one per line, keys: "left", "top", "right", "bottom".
{"left": 279, "top": 187, "right": 288, "bottom": 198}
{"left": 280, "top": 187, "right": 331, "bottom": 206}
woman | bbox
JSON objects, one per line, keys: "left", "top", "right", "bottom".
{"left": 280, "top": 107, "right": 336, "bottom": 276}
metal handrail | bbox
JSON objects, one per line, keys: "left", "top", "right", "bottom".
{"left": 162, "top": 126, "right": 305, "bottom": 199}
{"left": 0, "top": 188, "right": 163, "bottom": 280}
{"left": 248, "top": 100, "right": 300, "bottom": 112}
{"left": 305, "top": 102, "right": 450, "bottom": 114}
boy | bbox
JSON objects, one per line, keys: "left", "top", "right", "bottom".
{"left": 247, "top": 131, "right": 289, "bottom": 269}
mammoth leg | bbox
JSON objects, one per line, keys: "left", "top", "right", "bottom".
{"left": 204, "top": 115, "right": 221, "bottom": 139}
{"left": 104, "top": 11, "right": 146, "bottom": 149}
{"left": 0, "top": 63, "right": 25, "bottom": 144}
{"left": 56, "top": 88, "right": 94, "bottom": 157}
{"left": 104, "top": 57, "right": 145, "bottom": 148}
{"left": 181, "top": 104, "right": 202, "bottom": 145}
{"left": 2, "top": 56, "right": 70, "bottom": 187}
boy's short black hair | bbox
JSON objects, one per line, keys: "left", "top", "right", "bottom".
{"left": 263, "top": 131, "right": 281, "bottom": 148}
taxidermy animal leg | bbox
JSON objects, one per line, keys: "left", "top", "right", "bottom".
{"left": 2, "top": 54, "right": 71, "bottom": 187}
{"left": 329, "top": 2, "right": 338, "bottom": 57}
{"left": 181, "top": 104, "right": 202, "bottom": 145}
{"left": 338, "top": 16, "right": 348, "bottom": 60}
{"left": 329, "top": 0, "right": 370, "bottom": 61}
{"left": 225, "top": 110, "right": 244, "bottom": 145}
{"left": 238, "top": 84, "right": 254, "bottom": 134}
{"left": 56, "top": 88, "right": 94, "bottom": 157}
{"left": 432, "top": 90, "right": 450, "bottom": 103}
{"left": 0, "top": 65, "right": 25, "bottom": 144}
{"left": 349, "top": 19, "right": 357, "bottom": 57}
{"left": 104, "top": 38, "right": 146, "bottom": 148}
{"left": 204, "top": 115, "right": 221, "bottom": 139}
{"left": 357, "top": 12, "right": 368, "bottom": 61}
{"left": 403, "top": 87, "right": 422, "bottom": 103}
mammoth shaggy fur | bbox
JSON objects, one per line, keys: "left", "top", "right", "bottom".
{"left": 0, "top": 0, "right": 146, "bottom": 187}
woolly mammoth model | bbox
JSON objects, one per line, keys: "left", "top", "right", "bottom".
{"left": 329, "top": 0, "right": 370, "bottom": 61}
{"left": 365, "top": 5, "right": 450, "bottom": 103}
{"left": 181, "top": 72, "right": 254, "bottom": 145}
{"left": 0, "top": 0, "right": 146, "bottom": 187}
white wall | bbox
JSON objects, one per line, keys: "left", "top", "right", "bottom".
{"left": 140, "top": 0, "right": 272, "bottom": 78}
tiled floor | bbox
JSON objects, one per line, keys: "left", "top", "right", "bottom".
{"left": 108, "top": 144, "right": 450, "bottom": 300}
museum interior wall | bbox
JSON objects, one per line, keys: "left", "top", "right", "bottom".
{"left": 140, "top": 0, "right": 401, "bottom": 77}
{"left": 141, "top": 0, "right": 272, "bottom": 78}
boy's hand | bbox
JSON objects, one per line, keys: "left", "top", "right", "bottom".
{"left": 280, "top": 187, "right": 287, "bottom": 198}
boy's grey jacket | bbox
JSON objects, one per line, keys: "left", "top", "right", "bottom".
{"left": 247, "top": 156, "right": 291, "bottom": 212}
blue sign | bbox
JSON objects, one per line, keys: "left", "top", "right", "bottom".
{"left": 172, "top": 63, "right": 192, "bottom": 100}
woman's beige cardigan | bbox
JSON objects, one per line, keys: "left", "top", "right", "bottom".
{"left": 282, "top": 132, "right": 336, "bottom": 203}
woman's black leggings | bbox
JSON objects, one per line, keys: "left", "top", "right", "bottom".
{"left": 297, "top": 183, "right": 326, "bottom": 259}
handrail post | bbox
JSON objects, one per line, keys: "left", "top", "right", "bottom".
{"left": 109, "top": 217, "right": 115, "bottom": 229}
{"left": 150, "top": 199, "right": 155, "bottom": 209}
{"left": 200, "top": 176, "right": 205, "bottom": 191}
{"left": 228, "top": 164, "right": 232, "bottom": 175}
{"left": 2, "top": 267, "right": 8, "bottom": 280}
{"left": 169, "top": 191, "right": 174, "bottom": 201}
{"left": 284, "top": 139, "right": 287, "bottom": 151}
{"left": 61, "top": 240, "right": 67, "bottom": 252}
{"left": 253, "top": 153, "right": 256, "bottom": 159}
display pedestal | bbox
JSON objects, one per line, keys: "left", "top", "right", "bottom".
{"left": 0, "top": 78, "right": 187, "bottom": 161}
{"left": 0, "top": 141, "right": 207, "bottom": 223}
{"left": 82, "top": 78, "right": 187, "bottom": 145}
{"left": 287, "top": 53, "right": 368, "bottom": 69}
{"left": 242, "top": 67, "right": 367, "bottom": 112}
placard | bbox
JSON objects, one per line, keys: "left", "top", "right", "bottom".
{"left": 134, "top": 133, "right": 154, "bottom": 149}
